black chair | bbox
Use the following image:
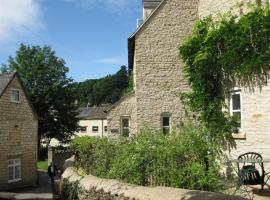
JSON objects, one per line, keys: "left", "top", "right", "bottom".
{"left": 237, "top": 152, "right": 270, "bottom": 190}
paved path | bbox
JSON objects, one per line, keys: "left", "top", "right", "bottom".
{"left": 0, "top": 170, "right": 60, "bottom": 200}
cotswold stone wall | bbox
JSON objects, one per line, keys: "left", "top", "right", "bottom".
{"left": 61, "top": 158, "right": 244, "bottom": 200}
{"left": 198, "top": 0, "right": 270, "bottom": 166}
{"left": 134, "top": 0, "right": 198, "bottom": 132}
{"left": 0, "top": 76, "right": 38, "bottom": 190}
{"left": 199, "top": 0, "right": 269, "bottom": 18}
{"left": 107, "top": 93, "right": 137, "bottom": 137}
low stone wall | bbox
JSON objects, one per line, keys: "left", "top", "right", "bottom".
{"left": 61, "top": 158, "right": 245, "bottom": 200}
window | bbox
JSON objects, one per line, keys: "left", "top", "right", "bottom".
{"left": 92, "top": 126, "right": 99, "bottom": 133}
{"left": 8, "top": 159, "right": 21, "bottom": 183}
{"left": 121, "top": 117, "right": 130, "bottom": 137}
{"left": 11, "top": 89, "right": 20, "bottom": 103}
{"left": 161, "top": 114, "right": 171, "bottom": 135}
{"left": 104, "top": 126, "right": 108, "bottom": 132}
{"left": 230, "top": 89, "right": 242, "bottom": 132}
{"left": 80, "top": 126, "right": 87, "bottom": 133}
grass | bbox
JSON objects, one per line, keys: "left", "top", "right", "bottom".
{"left": 37, "top": 160, "right": 48, "bottom": 171}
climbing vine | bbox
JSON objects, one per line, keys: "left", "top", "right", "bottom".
{"left": 179, "top": 3, "right": 270, "bottom": 145}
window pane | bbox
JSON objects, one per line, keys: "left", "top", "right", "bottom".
{"left": 122, "top": 128, "right": 129, "bottom": 137}
{"left": 232, "top": 94, "right": 241, "bottom": 110}
{"left": 15, "top": 166, "right": 21, "bottom": 179}
{"left": 162, "top": 117, "right": 170, "bottom": 127}
{"left": 122, "top": 119, "right": 129, "bottom": 128}
{"left": 163, "top": 127, "right": 170, "bottom": 135}
{"left": 80, "top": 126, "right": 87, "bottom": 132}
{"left": 8, "top": 166, "right": 14, "bottom": 180}
{"left": 104, "top": 126, "right": 107, "bottom": 132}
{"left": 233, "top": 111, "right": 241, "bottom": 127}
{"left": 92, "top": 126, "right": 98, "bottom": 132}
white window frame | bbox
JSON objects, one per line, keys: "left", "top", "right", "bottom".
{"left": 11, "top": 88, "right": 21, "bottom": 103}
{"left": 104, "top": 126, "right": 108, "bottom": 132}
{"left": 230, "top": 88, "right": 242, "bottom": 131}
{"left": 161, "top": 113, "right": 171, "bottom": 135}
{"left": 8, "top": 159, "right": 21, "bottom": 183}
{"left": 92, "top": 126, "right": 99, "bottom": 133}
{"left": 121, "top": 116, "right": 130, "bottom": 137}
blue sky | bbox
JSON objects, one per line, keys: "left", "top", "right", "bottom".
{"left": 0, "top": 0, "right": 141, "bottom": 81}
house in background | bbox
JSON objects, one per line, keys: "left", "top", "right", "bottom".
{"left": 107, "top": 0, "right": 270, "bottom": 163}
{"left": 76, "top": 107, "right": 108, "bottom": 138}
{"left": 0, "top": 72, "right": 38, "bottom": 191}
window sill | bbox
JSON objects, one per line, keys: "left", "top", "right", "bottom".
{"left": 232, "top": 132, "right": 246, "bottom": 140}
{"left": 8, "top": 178, "right": 22, "bottom": 183}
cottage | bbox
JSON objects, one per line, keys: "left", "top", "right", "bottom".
{"left": 0, "top": 72, "right": 38, "bottom": 190}
{"left": 76, "top": 107, "right": 108, "bottom": 138}
{"left": 107, "top": 0, "right": 270, "bottom": 161}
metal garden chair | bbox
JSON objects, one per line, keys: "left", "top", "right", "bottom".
{"left": 237, "top": 152, "right": 270, "bottom": 190}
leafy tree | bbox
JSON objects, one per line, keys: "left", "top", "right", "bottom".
{"left": 4, "top": 44, "right": 79, "bottom": 147}
{"left": 71, "top": 65, "right": 130, "bottom": 107}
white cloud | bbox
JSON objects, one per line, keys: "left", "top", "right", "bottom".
{"left": 95, "top": 57, "right": 126, "bottom": 64}
{"left": 61, "top": 0, "right": 139, "bottom": 13}
{"left": 0, "top": 0, "right": 43, "bottom": 43}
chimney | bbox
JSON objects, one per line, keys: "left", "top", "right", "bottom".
{"left": 142, "top": 0, "right": 162, "bottom": 20}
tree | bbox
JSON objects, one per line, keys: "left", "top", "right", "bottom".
{"left": 4, "top": 44, "right": 79, "bottom": 147}
{"left": 70, "top": 65, "right": 129, "bottom": 107}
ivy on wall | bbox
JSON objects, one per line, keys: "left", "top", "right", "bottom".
{"left": 179, "top": 3, "right": 270, "bottom": 145}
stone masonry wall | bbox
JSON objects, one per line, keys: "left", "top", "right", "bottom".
{"left": 199, "top": 0, "right": 269, "bottom": 18}
{"left": 61, "top": 157, "right": 244, "bottom": 200}
{"left": 0, "top": 76, "right": 38, "bottom": 190}
{"left": 198, "top": 0, "right": 270, "bottom": 167}
{"left": 134, "top": 0, "right": 199, "bottom": 132}
{"left": 107, "top": 93, "right": 137, "bottom": 137}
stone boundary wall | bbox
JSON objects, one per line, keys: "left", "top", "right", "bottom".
{"left": 61, "top": 157, "right": 245, "bottom": 200}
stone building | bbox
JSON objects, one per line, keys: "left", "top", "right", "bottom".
{"left": 107, "top": 0, "right": 270, "bottom": 160}
{"left": 107, "top": 0, "right": 198, "bottom": 137}
{"left": 0, "top": 72, "right": 38, "bottom": 190}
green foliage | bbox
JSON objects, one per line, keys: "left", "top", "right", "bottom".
{"left": 70, "top": 124, "right": 224, "bottom": 192}
{"left": 3, "top": 44, "right": 79, "bottom": 145}
{"left": 179, "top": 3, "right": 270, "bottom": 146}
{"left": 60, "top": 179, "right": 80, "bottom": 200}
{"left": 71, "top": 136, "right": 118, "bottom": 178}
{"left": 37, "top": 161, "right": 48, "bottom": 171}
{"left": 70, "top": 65, "right": 130, "bottom": 106}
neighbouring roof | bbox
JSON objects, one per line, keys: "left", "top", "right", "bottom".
{"left": 128, "top": 0, "right": 165, "bottom": 71}
{"left": 0, "top": 72, "right": 16, "bottom": 97}
{"left": 78, "top": 107, "right": 108, "bottom": 120}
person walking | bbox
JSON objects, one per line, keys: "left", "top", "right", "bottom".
{"left": 47, "top": 162, "right": 58, "bottom": 184}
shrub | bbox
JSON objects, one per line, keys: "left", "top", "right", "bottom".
{"left": 70, "top": 123, "right": 224, "bottom": 192}
{"left": 70, "top": 136, "right": 118, "bottom": 178}
{"left": 60, "top": 179, "right": 80, "bottom": 200}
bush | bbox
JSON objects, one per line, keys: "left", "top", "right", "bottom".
{"left": 70, "top": 124, "right": 224, "bottom": 192}
{"left": 60, "top": 179, "right": 80, "bottom": 200}
{"left": 70, "top": 136, "right": 118, "bottom": 178}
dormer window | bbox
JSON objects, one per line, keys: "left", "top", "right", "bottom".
{"left": 11, "top": 88, "right": 20, "bottom": 103}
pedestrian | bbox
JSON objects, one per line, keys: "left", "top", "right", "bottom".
{"left": 47, "top": 162, "right": 58, "bottom": 184}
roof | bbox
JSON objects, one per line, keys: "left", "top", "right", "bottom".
{"left": 0, "top": 72, "right": 16, "bottom": 97}
{"left": 78, "top": 107, "right": 108, "bottom": 120}
{"left": 106, "top": 92, "right": 135, "bottom": 112}
{"left": 0, "top": 72, "right": 38, "bottom": 119}
{"left": 128, "top": 0, "right": 166, "bottom": 71}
